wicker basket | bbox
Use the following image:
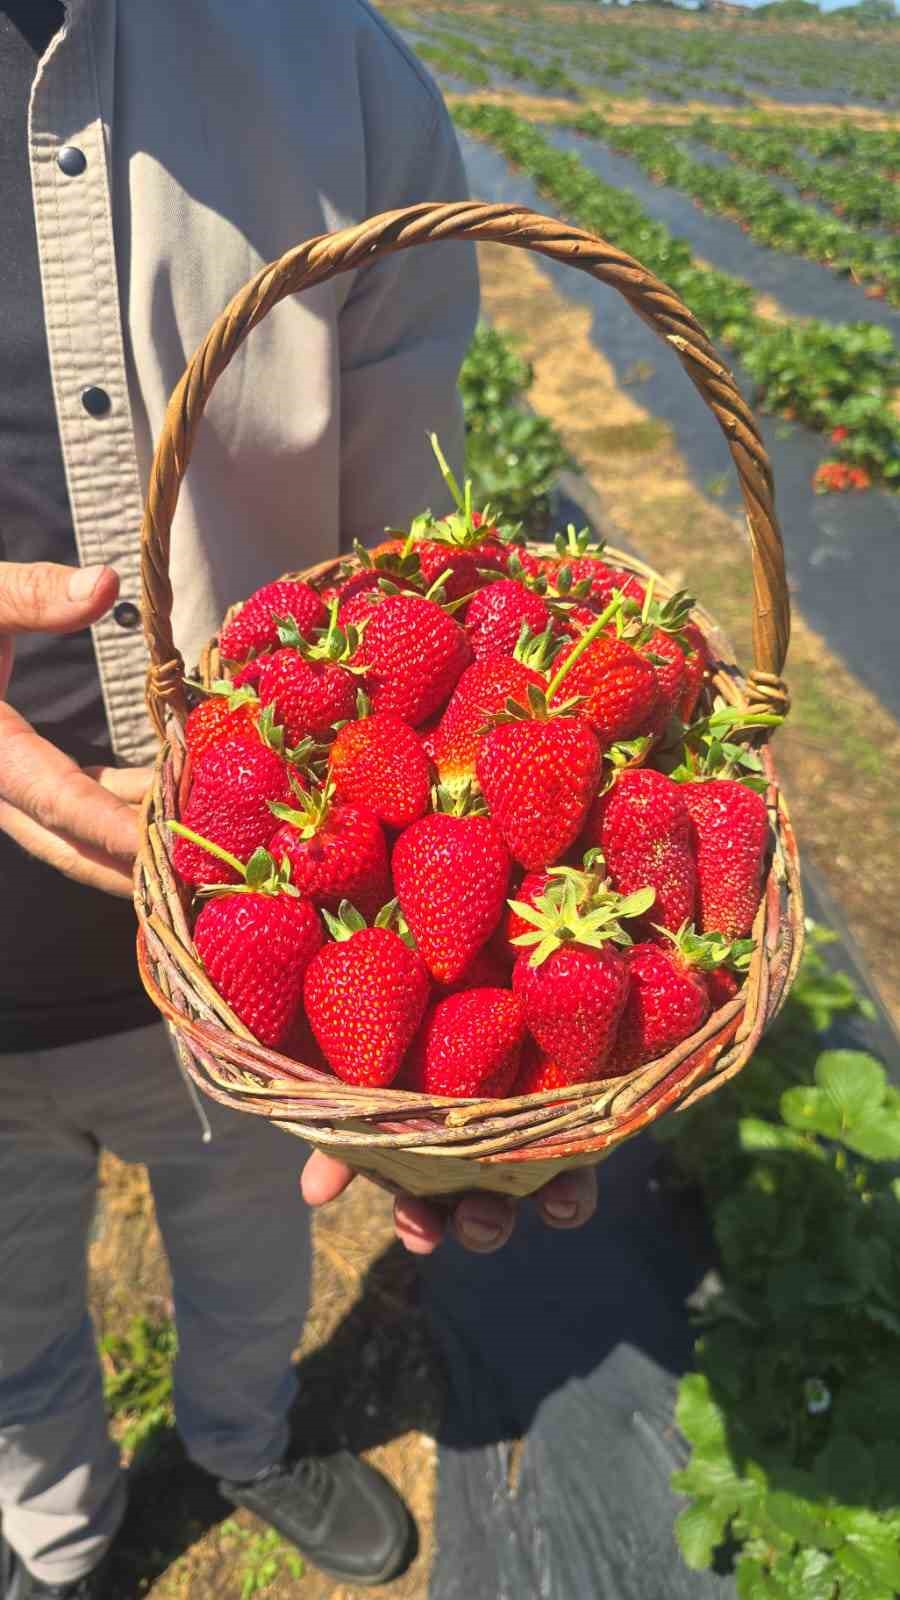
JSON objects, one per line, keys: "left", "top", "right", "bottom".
{"left": 134, "top": 201, "right": 803, "bottom": 1200}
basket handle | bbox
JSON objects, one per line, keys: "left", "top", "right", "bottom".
{"left": 140, "top": 200, "right": 790, "bottom": 736}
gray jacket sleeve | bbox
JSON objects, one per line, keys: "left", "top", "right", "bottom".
{"left": 337, "top": 26, "right": 480, "bottom": 543}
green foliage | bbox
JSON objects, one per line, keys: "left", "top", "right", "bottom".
{"left": 101, "top": 1314, "right": 177, "bottom": 1459}
{"left": 657, "top": 923, "right": 900, "bottom": 1597}
{"left": 452, "top": 104, "right": 900, "bottom": 487}
{"left": 460, "top": 325, "right": 572, "bottom": 523}
{"left": 690, "top": 119, "right": 900, "bottom": 231}
{"left": 222, "top": 1523, "right": 304, "bottom": 1599}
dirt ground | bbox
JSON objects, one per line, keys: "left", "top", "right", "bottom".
{"left": 89, "top": 1157, "right": 443, "bottom": 1599}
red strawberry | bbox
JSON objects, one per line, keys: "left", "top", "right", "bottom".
{"left": 613, "top": 934, "right": 713, "bottom": 1073}
{"left": 465, "top": 579, "right": 550, "bottom": 661}
{"left": 682, "top": 779, "right": 769, "bottom": 939}
{"left": 476, "top": 694, "right": 602, "bottom": 871}
{"left": 192, "top": 850, "right": 323, "bottom": 1048}
{"left": 393, "top": 807, "right": 510, "bottom": 984}
{"left": 219, "top": 580, "right": 326, "bottom": 662}
{"left": 231, "top": 658, "right": 265, "bottom": 690}
{"left": 514, "top": 944, "right": 629, "bottom": 1084}
{"left": 356, "top": 592, "right": 472, "bottom": 726}
{"left": 414, "top": 541, "right": 480, "bottom": 604}
{"left": 431, "top": 652, "right": 549, "bottom": 788}
{"left": 638, "top": 625, "right": 686, "bottom": 725}
{"left": 552, "top": 633, "right": 659, "bottom": 742}
{"left": 329, "top": 700, "right": 431, "bottom": 830}
{"left": 678, "top": 622, "right": 711, "bottom": 723}
{"left": 705, "top": 967, "right": 741, "bottom": 1009}
{"left": 510, "top": 876, "right": 652, "bottom": 1081}
{"left": 584, "top": 767, "right": 696, "bottom": 935}
{"left": 303, "top": 905, "right": 431, "bottom": 1086}
{"left": 184, "top": 694, "right": 258, "bottom": 762}
{"left": 512, "top": 1046, "right": 571, "bottom": 1096}
{"left": 255, "top": 650, "right": 356, "bottom": 743}
{"left": 268, "top": 783, "right": 390, "bottom": 921}
{"left": 172, "top": 736, "right": 292, "bottom": 886}
{"left": 437, "top": 941, "right": 511, "bottom": 994}
{"left": 404, "top": 988, "right": 526, "bottom": 1098}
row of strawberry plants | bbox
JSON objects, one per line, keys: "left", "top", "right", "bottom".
{"left": 689, "top": 119, "right": 900, "bottom": 230}
{"left": 453, "top": 102, "right": 900, "bottom": 488}
{"left": 403, "top": 19, "right": 582, "bottom": 97}
{"left": 459, "top": 323, "right": 572, "bottom": 524}
{"left": 658, "top": 926, "right": 900, "bottom": 1600}
{"left": 568, "top": 111, "right": 900, "bottom": 304}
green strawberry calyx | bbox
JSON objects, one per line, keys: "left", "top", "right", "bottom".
{"left": 351, "top": 538, "right": 423, "bottom": 584}
{"left": 320, "top": 896, "right": 415, "bottom": 948}
{"left": 430, "top": 779, "right": 489, "bottom": 818}
{"left": 672, "top": 700, "right": 783, "bottom": 790}
{"left": 205, "top": 676, "right": 260, "bottom": 712}
{"left": 654, "top": 920, "right": 756, "bottom": 972}
{"left": 277, "top": 600, "right": 368, "bottom": 673}
{"left": 268, "top": 776, "right": 337, "bottom": 839}
{"left": 167, "top": 823, "right": 300, "bottom": 899}
{"left": 512, "top": 622, "right": 561, "bottom": 675}
{"left": 509, "top": 876, "right": 656, "bottom": 968}
{"left": 553, "top": 524, "right": 607, "bottom": 563}
{"left": 488, "top": 682, "right": 586, "bottom": 727}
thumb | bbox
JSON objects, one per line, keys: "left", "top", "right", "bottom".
{"left": 0, "top": 561, "right": 120, "bottom": 636}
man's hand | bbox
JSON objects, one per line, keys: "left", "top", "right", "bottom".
{"left": 302, "top": 1150, "right": 598, "bottom": 1255}
{"left": 0, "top": 561, "right": 153, "bottom": 895}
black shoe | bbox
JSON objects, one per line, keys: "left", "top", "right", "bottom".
{"left": 1, "top": 1535, "right": 102, "bottom": 1599}
{"left": 218, "top": 1451, "right": 414, "bottom": 1588}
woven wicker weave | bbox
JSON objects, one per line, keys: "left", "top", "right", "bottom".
{"left": 134, "top": 202, "right": 803, "bottom": 1199}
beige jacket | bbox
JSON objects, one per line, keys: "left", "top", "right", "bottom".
{"left": 30, "top": 0, "right": 479, "bottom": 762}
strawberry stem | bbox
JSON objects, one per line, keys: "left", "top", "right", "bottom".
{"left": 167, "top": 821, "right": 247, "bottom": 879}
{"left": 545, "top": 592, "right": 626, "bottom": 703}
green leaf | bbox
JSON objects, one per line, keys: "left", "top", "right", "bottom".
{"left": 817, "top": 1050, "right": 886, "bottom": 1123}
{"left": 735, "top": 1555, "right": 780, "bottom": 1600}
{"left": 780, "top": 1086, "right": 843, "bottom": 1140}
{"left": 836, "top": 1532, "right": 900, "bottom": 1593}
{"left": 765, "top": 1491, "right": 843, "bottom": 1552}
{"left": 675, "top": 1374, "right": 728, "bottom": 1452}
{"left": 674, "top": 1500, "right": 732, "bottom": 1570}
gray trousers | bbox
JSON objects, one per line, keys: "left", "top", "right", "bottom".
{"left": 0, "top": 1024, "right": 311, "bottom": 1585}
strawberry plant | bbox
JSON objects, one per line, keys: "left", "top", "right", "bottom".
{"left": 656, "top": 926, "right": 900, "bottom": 1598}
{"left": 452, "top": 104, "right": 900, "bottom": 489}
{"left": 459, "top": 325, "right": 572, "bottom": 523}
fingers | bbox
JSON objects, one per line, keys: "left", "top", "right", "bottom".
{"left": 451, "top": 1192, "right": 517, "bottom": 1253}
{"left": 394, "top": 1195, "right": 450, "bottom": 1255}
{"left": 0, "top": 797, "right": 136, "bottom": 896}
{"left": 533, "top": 1166, "right": 598, "bottom": 1230}
{"left": 0, "top": 701, "right": 140, "bottom": 861}
{"left": 0, "top": 561, "right": 119, "bottom": 636}
{"left": 301, "top": 1151, "right": 356, "bottom": 1207}
{"left": 86, "top": 763, "right": 155, "bottom": 806}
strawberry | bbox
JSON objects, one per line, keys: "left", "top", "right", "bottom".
{"left": 465, "top": 579, "right": 550, "bottom": 661}
{"left": 437, "top": 941, "right": 511, "bottom": 994}
{"left": 171, "top": 736, "right": 293, "bottom": 886}
{"left": 678, "top": 621, "right": 711, "bottom": 724}
{"left": 219, "top": 579, "right": 326, "bottom": 662}
{"left": 255, "top": 649, "right": 356, "bottom": 743}
{"left": 638, "top": 625, "right": 686, "bottom": 725}
{"left": 613, "top": 929, "right": 718, "bottom": 1073}
{"left": 356, "top": 592, "right": 472, "bottom": 726}
{"left": 303, "top": 902, "right": 431, "bottom": 1086}
{"left": 512, "top": 1045, "right": 571, "bottom": 1096}
{"left": 430, "top": 634, "right": 553, "bottom": 788}
{"left": 403, "top": 988, "right": 526, "bottom": 1098}
{"left": 268, "top": 781, "right": 390, "bottom": 921}
{"left": 477, "top": 689, "right": 602, "bottom": 871}
{"left": 705, "top": 967, "right": 741, "bottom": 1009}
{"left": 551, "top": 633, "right": 659, "bottom": 742}
{"left": 392, "top": 800, "right": 511, "bottom": 984}
{"left": 540, "top": 527, "right": 645, "bottom": 608}
{"left": 328, "top": 695, "right": 431, "bottom": 830}
{"left": 414, "top": 540, "right": 480, "bottom": 604}
{"left": 682, "top": 779, "right": 770, "bottom": 939}
{"left": 509, "top": 876, "right": 653, "bottom": 1082}
{"left": 184, "top": 692, "right": 258, "bottom": 762}
{"left": 231, "top": 658, "right": 265, "bottom": 690}
{"left": 584, "top": 767, "right": 696, "bottom": 935}
{"left": 190, "top": 848, "right": 323, "bottom": 1049}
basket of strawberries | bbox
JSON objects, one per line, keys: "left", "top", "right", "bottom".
{"left": 134, "top": 201, "right": 803, "bottom": 1199}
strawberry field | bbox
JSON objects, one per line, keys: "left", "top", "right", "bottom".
{"left": 87, "top": 6, "right": 900, "bottom": 1599}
